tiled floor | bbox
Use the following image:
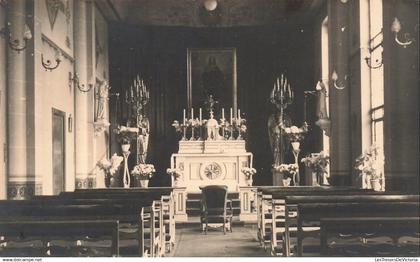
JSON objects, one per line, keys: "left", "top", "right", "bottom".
{"left": 171, "top": 222, "right": 270, "bottom": 257}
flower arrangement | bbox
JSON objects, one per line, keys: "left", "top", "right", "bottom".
{"left": 354, "top": 144, "right": 383, "bottom": 180}
{"left": 113, "top": 126, "right": 137, "bottom": 144}
{"left": 301, "top": 151, "right": 330, "bottom": 175}
{"left": 172, "top": 120, "right": 183, "bottom": 133}
{"left": 273, "top": 163, "right": 299, "bottom": 178}
{"left": 241, "top": 167, "right": 257, "bottom": 179}
{"left": 131, "top": 163, "right": 156, "bottom": 179}
{"left": 166, "top": 168, "right": 182, "bottom": 180}
{"left": 97, "top": 153, "right": 123, "bottom": 176}
{"left": 282, "top": 123, "right": 308, "bottom": 142}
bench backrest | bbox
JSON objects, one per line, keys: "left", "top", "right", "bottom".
{"left": 298, "top": 202, "right": 420, "bottom": 221}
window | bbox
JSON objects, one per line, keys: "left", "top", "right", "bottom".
{"left": 321, "top": 16, "right": 330, "bottom": 181}
{"left": 360, "top": 0, "right": 385, "bottom": 188}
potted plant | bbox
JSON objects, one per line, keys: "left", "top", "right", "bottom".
{"left": 354, "top": 144, "right": 384, "bottom": 191}
{"left": 166, "top": 168, "right": 182, "bottom": 186}
{"left": 131, "top": 163, "right": 155, "bottom": 188}
{"left": 301, "top": 151, "right": 329, "bottom": 185}
{"left": 273, "top": 163, "right": 299, "bottom": 186}
{"left": 241, "top": 167, "right": 257, "bottom": 186}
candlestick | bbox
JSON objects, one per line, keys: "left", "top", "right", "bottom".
{"left": 183, "top": 109, "right": 186, "bottom": 125}
{"left": 222, "top": 108, "right": 225, "bottom": 119}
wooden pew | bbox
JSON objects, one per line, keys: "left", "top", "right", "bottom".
{"left": 296, "top": 201, "right": 420, "bottom": 256}
{"left": 0, "top": 199, "right": 158, "bottom": 257}
{"left": 0, "top": 220, "right": 120, "bottom": 257}
{"left": 57, "top": 189, "right": 175, "bottom": 254}
{"left": 256, "top": 186, "right": 373, "bottom": 250}
{"left": 320, "top": 217, "right": 420, "bottom": 256}
{"left": 273, "top": 194, "right": 418, "bottom": 256}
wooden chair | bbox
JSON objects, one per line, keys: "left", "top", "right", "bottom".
{"left": 199, "top": 185, "right": 233, "bottom": 234}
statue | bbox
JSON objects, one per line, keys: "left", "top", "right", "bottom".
{"left": 95, "top": 80, "right": 109, "bottom": 121}
{"left": 204, "top": 95, "right": 220, "bottom": 140}
{"left": 206, "top": 111, "right": 219, "bottom": 140}
{"left": 137, "top": 114, "right": 150, "bottom": 163}
{"left": 268, "top": 107, "right": 292, "bottom": 166}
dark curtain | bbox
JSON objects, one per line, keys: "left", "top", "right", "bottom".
{"left": 109, "top": 23, "right": 320, "bottom": 186}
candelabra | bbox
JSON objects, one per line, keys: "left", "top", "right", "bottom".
{"left": 125, "top": 75, "right": 150, "bottom": 164}
{"left": 125, "top": 75, "right": 150, "bottom": 117}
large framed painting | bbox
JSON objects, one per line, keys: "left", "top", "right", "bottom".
{"left": 187, "top": 48, "right": 237, "bottom": 113}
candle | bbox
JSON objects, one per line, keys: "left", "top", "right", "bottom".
{"left": 183, "top": 109, "right": 186, "bottom": 125}
{"left": 222, "top": 108, "right": 225, "bottom": 119}
{"left": 277, "top": 77, "right": 280, "bottom": 91}
{"left": 238, "top": 109, "right": 241, "bottom": 120}
{"left": 191, "top": 108, "right": 194, "bottom": 119}
{"left": 199, "top": 108, "right": 202, "bottom": 122}
{"left": 288, "top": 84, "right": 291, "bottom": 98}
{"left": 230, "top": 108, "right": 233, "bottom": 125}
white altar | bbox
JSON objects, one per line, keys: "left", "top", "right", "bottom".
{"left": 170, "top": 140, "right": 253, "bottom": 192}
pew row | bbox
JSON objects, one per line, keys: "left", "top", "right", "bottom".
{"left": 0, "top": 220, "right": 120, "bottom": 257}
{"left": 297, "top": 201, "right": 420, "bottom": 256}
{"left": 0, "top": 196, "right": 165, "bottom": 257}
{"left": 319, "top": 217, "right": 420, "bottom": 257}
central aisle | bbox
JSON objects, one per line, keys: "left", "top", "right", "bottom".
{"left": 171, "top": 223, "right": 270, "bottom": 257}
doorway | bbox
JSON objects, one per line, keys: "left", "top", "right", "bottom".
{"left": 52, "top": 108, "right": 66, "bottom": 195}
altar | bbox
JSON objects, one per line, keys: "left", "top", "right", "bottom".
{"left": 170, "top": 140, "right": 253, "bottom": 192}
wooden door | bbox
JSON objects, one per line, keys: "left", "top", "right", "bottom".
{"left": 52, "top": 109, "right": 65, "bottom": 195}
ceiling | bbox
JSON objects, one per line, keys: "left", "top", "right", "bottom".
{"left": 99, "top": 0, "right": 326, "bottom": 27}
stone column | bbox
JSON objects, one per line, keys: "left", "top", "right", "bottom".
{"left": 328, "top": 0, "right": 352, "bottom": 186}
{"left": 6, "top": 0, "right": 31, "bottom": 199}
{"left": 74, "top": 0, "right": 90, "bottom": 188}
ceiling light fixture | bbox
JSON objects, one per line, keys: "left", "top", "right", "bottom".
{"left": 204, "top": 0, "right": 218, "bottom": 11}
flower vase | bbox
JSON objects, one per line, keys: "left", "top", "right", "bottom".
{"left": 247, "top": 177, "right": 253, "bottom": 186}
{"left": 370, "top": 179, "right": 381, "bottom": 191}
{"left": 291, "top": 141, "right": 300, "bottom": 151}
{"left": 139, "top": 179, "right": 149, "bottom": 188}
{"left": 121, "top": 143, "right": 130, "bottom": 153}
{"left": 282, "top": 178, "right": 291, "bottom": 187}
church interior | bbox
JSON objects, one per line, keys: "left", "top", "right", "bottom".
{"left": 0, "top": 0, "right": 419, "bottom": 258}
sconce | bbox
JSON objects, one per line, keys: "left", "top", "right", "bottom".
{"left": 69, "top": 72, "right": 93, "bottom": 92}
{"left": 391, "top": 17, "right": 415, "bottom": 48}
{"left": 68, "top": 114, "right": 73, "bottom": 132}
{"left": 41, "top": 51, "right": 62, "bottom": 71}
{"left": 0, "top": 23, "right": 32, "bottom": 53}
{"left": 364, "top": 30, "right": 383, "bottom": 69}
{"left": 331, "top": 70, "right": 346, "bottom": 90}
{"left": 365, "top": 54, "right": 383, "bottom": 69}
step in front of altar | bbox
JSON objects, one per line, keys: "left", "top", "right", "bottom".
{"left": 179, "top": 140, "right": 246, "bottom": 154}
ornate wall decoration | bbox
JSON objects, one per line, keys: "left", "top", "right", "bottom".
{"left": 75, "top": 177, "right": 95, "bottom": 189}
{"left": 7, "top": 182, "right": 41, "bottom": 200}
{"left": 199, "top": 162, "right": 226, "bottom": 180}
{"left": 46, "top": 0, "right": 65, "bottom": 30}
